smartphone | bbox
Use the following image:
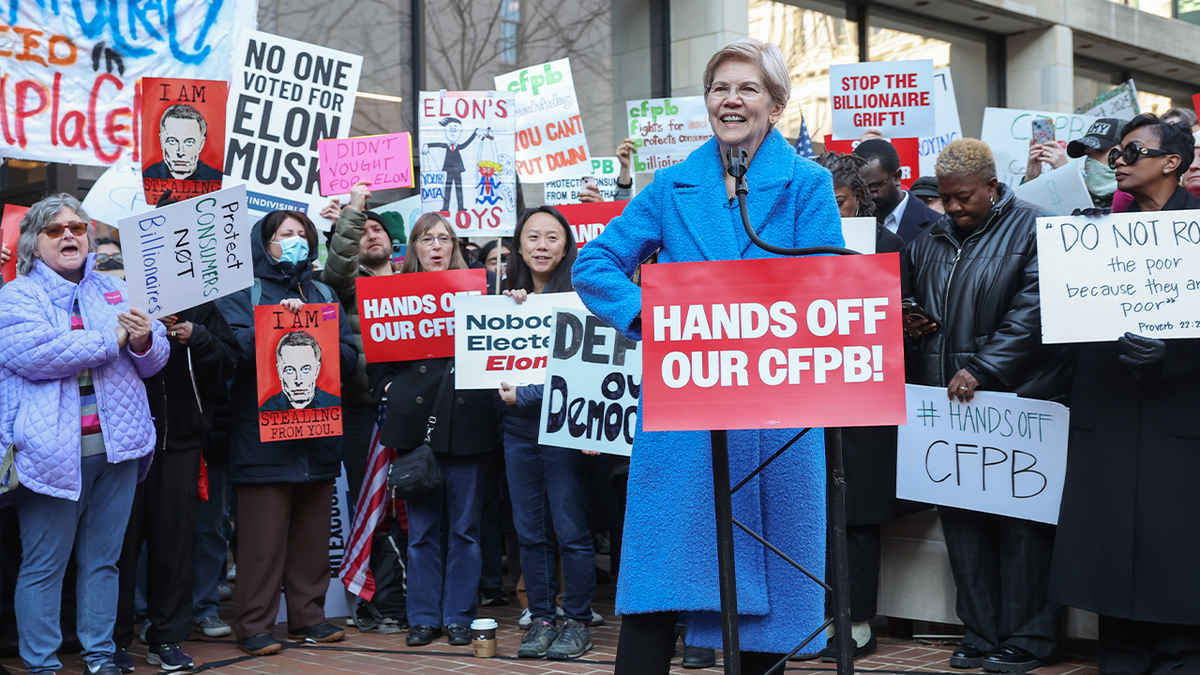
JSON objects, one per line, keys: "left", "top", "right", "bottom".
{"left": 902, "top": 299, "right": 931, "bottom": 322}
{"left": 1031, "top": 117, "right": 1056, "bottom": 145}
{"left": 580, "top": 175, "right": 598, "bottom": 190}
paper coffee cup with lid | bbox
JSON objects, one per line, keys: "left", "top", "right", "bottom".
{"left": 471, "top": 618, "right": 498, "bottom": 657}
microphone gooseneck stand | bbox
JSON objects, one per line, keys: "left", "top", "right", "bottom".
{"left": 711, "top": 147, "right": 857, "bottom": 675}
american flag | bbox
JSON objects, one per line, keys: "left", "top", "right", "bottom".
{"left": 795, "top": 116, "right": 816, "bottom": 159}
{"left": 339, "top": 407, "right": 397, "bottom": 599}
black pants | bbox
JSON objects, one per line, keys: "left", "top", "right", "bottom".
{"left": 1099, "top": 615, "right": 1200, "bottom": 675}
{"left": 825, "top": 524, "right": 881, "bottom": 622}
{"left": 615, "top": 611, "right": 786, "bottom": 675}
{"left": 938, "top": 506, "right": 1059, "bottom": 660}
{"left": 115, "top": 448, "right": 201, "bottom": 646}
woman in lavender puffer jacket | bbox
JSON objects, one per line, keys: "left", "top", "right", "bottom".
{"left": 0, "top": 193, "right": 169, "bottom": 675}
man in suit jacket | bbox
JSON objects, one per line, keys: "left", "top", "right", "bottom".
{"left": 854, "top": 139, "right": 942, "bottom": 243}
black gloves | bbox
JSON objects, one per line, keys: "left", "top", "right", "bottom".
{"left": 1071, "top": 207, "right": 1112, "bottom": 218}
{"left": 1118, "top": 332, "right": 1166, "bottom": 368}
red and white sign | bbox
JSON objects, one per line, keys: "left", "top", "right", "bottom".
{"left": 554, "top": 201, "right": 628, "bottom": 248}
{"left": 356, "top": 269, "right": 486, "bottom": 363}
{"left": 1, "top": 204, "right": 29, "bottom": 283}
{"left": 823, "top": 136, "right": 920, "bottom": 191}
{"left": 640, "top": 254, "right": 905, "bottom": 432}
{"left": 829, "top": 60, "right": 935, "bottom": 140}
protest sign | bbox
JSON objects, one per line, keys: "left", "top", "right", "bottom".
{"left": 1012, "top": 163, "right": 1093, "bottom": 216}
{"left": 418, "top": 91, "right": 518, "bottom": 235}
{"left": 553, "top": 201, "right": 628, "bottom": 248}
{"left": 118, "top": 184, "right": 252, "bottom": 318}
{"left": 356, "top": 269, "right": 486, "bottom": 363}
{"left": 140, "top": 78, "right": 228, "bottom": 206}
{"left": 980, "top": 108, "right": 1099, "bottom": 187}
{"left": 918, "top": 68, "right": 963, "bottom": 177}
{"left": 224, "top": 31, "right": 362, "bottom": 224}
{"left": 0, "top": 0, "right": 255, "bottom": 167}
{"left": 1036, "top": 209, "right": 1200, "bottom": 343}
{"left": 318, "top": 132, "right": 414, "bottom": 196}
{"left": 255, "top": 303, "right": 343, "bottom": 442}
{"left": 543, "top": 157, "right": 631, "bottom": 204}
{"left": 1, "top": 205, "right": 29, "bottom": 282}
{"left": 824, "top": 136, "right": 919, "bottom": 190}
{"left": 829, "top": 60, "right": 935, "bottom": 140}
{"left": 494, "top": 59, "right": 591, "bottom": 182}
{"left": 538, "top": 307, "right": 641, "bottom": 457}
{"left": 842, "top": 217, "right": 876, "bottom": 255}
{"left": 83, "top": 165, "right": 148, "bottom": 227}
{"left": 640, "top": 254, "right": 905, "bottom": 432}
{"left": 1077, "top": 80, "right": 1140, "bottom": 121}
{"left": 454, "top": 292, "right": 587, "bottom": 389}
{"left": 896, "top": 384, "right": 1069, "bottom": 524}
{"left": 624, "top": 96, "right": 712, "bottom": 170}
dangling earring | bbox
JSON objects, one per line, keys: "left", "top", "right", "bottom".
{"left": 990, "top": 194, "right": 995, "bottom": 206}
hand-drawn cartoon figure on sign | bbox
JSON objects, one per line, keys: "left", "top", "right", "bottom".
{"left": 424, "top": 118, "right": 479, "bottom": 213}
{"left": 140, "top": 78, "right": 229, "bottom": 205}
{"left": 255, "top": 303, "right": 343, "bottom": 441}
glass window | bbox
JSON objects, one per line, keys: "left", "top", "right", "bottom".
{"left": 501, "top": 1, "right": 521, "bottom": 66}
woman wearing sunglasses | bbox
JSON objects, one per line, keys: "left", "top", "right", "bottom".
{"left": 1050, "top": 114, "right": 1200, "bottom": 675}
{"left": 0, "top": 194, "right": 169, "bottom": 675}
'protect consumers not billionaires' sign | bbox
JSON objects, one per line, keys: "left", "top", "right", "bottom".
{"left": 896, "top": 384, "right": 1069, "bottom": 524}
{"left": 119, "top": 184, "right": 253, "bottom": 318}
{"left": 356, "top": 269, "right": 487, "bottom": 363}
{"left": 829, "top": 60, "right": 935, "bottom": 140}
{"left": 454, "top": 292, "right": 586, "bottom": 389}
{"left": 640, "top": 254, "right": 906, "bottom": 431}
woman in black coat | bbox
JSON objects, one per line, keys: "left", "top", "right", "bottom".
{"left": 366, "top": 213, "right": 498, "bottom": 649}
{"left": 904, "top": 139, "right": 1073, "bottom": 673}
{"left": 1049, "top": 114, "right": 1200, "bottom": 675}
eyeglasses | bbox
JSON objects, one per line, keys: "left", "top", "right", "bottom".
{"left": 416, "top": 234, "right": 452, "bottom": 247}
{"left": 705, "top": 82, "right": 765, "bottom": 101}
{"left": 41, "top": 222, "right": 87, "bottom": 238}
{"left": 96, "top": 253, "right": 123, "bottom": 263}
{"left": 866, "top": 179, "right": 888, "bottom": 195}
{"left": 1109, "top": 141, "right": 1175, "bottom": 169}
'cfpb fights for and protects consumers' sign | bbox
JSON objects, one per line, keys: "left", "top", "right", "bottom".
{"left": 828, "top": 59, "right": 935, "bottom": 140}
{"left": 640, "top": 254, "right": 905, "bottom": 432}
{"left": 454, "top": 293, "right": 587, "bottom": 389}
{"left": 356, "top": 269, "right": 486, "bottom": 363}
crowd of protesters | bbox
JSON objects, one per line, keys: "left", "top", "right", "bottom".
{"left": 1, "top": 34, "right": 1199, "bottom": 675}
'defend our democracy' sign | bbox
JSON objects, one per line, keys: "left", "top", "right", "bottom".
{"left": 454, "top": 292, "right": 587, "bottom": 389}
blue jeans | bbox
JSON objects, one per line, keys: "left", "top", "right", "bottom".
{"left": 503, "top": 433, "right": 595, "bottom": 623}
{"left": 192, "top": 452, "right": 229, "bottom": 622}
{"left": 15, "top": 455, "right": 137, "bottom": 674}
{"left": 405, "top": 453, "right": 488, "bottom": 628}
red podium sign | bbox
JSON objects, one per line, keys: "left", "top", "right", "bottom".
{"left": 641, "top": 253, "right": 905, "bottom": 431}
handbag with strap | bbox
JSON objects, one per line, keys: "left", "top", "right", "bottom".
{"left": 386, "top": 362, "right": 453, "bottom": 499}
{"left": 0, "top": 443, "right": 19, "bottom": 495}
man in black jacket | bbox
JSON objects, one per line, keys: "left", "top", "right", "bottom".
{"left": 854, "top": 139, "right": 942, "bottom": 243}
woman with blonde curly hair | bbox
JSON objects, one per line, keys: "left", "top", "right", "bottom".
{"left": 902, "top": 138, "right": 1075, "bottom": 673}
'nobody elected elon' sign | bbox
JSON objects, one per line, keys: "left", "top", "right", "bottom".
{"left": 356, "top": 269, "right": 487, "bottom": 362}
{"left": 640, "top": 254, "right": 905, "bottom": 432}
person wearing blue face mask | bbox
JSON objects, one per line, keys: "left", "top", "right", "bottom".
{"left": 214, "top": 210, "right": 358, "bottom": 657}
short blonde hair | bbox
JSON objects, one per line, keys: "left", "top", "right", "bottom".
{"left": 703, "top": 37, "right": 791, "bottom": 110}
{"left": 400, "top": 213, "right": 468, "bottom": 274}
{"left": 935, "top": 138, "right": 997, "bottom": 182}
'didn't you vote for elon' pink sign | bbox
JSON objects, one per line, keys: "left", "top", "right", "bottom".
{"left": 317, "top": 132, "right": 415, "bottom": 196}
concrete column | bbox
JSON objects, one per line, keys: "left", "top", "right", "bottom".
{"left": 671, "top": 0, "right": 750, "bottom": 96}
{"left": 1006, "top": 25, "right": 1075, "bottom": 112}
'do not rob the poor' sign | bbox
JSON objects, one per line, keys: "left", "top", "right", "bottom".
{"left": 640, "top": 254, "right": 905, "bottom": 432}
{"left": 829, "top": 60, "right": 935, "bottom": 140}
{"left": 356, "top": 269, "right": 486, "bottom": 363}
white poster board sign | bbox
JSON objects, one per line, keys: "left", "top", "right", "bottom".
{"left": 918, "top": 68, "right": 963, "bottom": 177}
{"left": 1012, "top": 164, "right": 1093, "bottom": 216}
{"left": 896, "top": 384, "right": 1069, "bottom": 524}
{"left": 1036, "top": 209, "right": 1200, "bottom": 343}
{"left": 538, "top": 307, "right": 641, "bottom": 456}
{"left": 829, "top": 60, "right": 936, "bottom": 140}
{"left": 543, "top": 157, "right": 631, "bottom": 204}
{"left": 223, "top": 31, "right": 363, "bottom": 225}
{"left": 494, "top": 59, "right": 591, "bottom": 182}
{"left": 84, "top": 165, "right": 149, "bottom": 228}
{"left": 624, "top": 96, "right": 712, "bottom": 171}
{"left": 1076, "top": 80, "right": 1140, "bottom": 122}
{"left": 842, "top": 217, "right": 877, "bottom": 255}
{"left": 981, "top": 108, "right": 1099, "bottom": 187}
{"left": 454, "top": 292, "right": 586, "bottom": 389}
{"left": 118, "top": 184, "right": 252, "bottom": 318}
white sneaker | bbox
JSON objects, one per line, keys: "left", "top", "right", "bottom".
{"left": 589, "top": 611, "right": 605, "bottom": 627}
{"left": 226, "top": 565, "right": 236, "bottom": 583}
{"left": 518, "top": 607, "right": 533, "bottom": 628}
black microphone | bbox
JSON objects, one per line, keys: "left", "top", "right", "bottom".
{"left": 726, "top": 146, "right": 748, "bottom": 179}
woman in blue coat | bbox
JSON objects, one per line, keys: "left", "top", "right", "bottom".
{"left": 572, "top": 37, "right": 843, "bottom": 675}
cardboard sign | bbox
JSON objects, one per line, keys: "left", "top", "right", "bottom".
{"left": 980, "top": 108, "right": 1099, "bottom": 187}
{"left": 538, "top": 307, "right": 641, "bottom": 457}
{"left": 824, "top": 136, "right": 920, "bottom": 190}
{"left": 494, "top": 59, "right": 592, "bottom": 182}
{"left": 543, "top": 157, "right": 631, "bottom": 204}
{"left": 139, "top": 78, "right": 228, "bottom": 206}
{"left": 0, "top": 0, "right": 255, "bottom": 167}
{"left": 255, "top": 303, "right": 343, "bottom": 442}
{"left": 118, "top": 184, "right": 252, "bottom": 317}
{"left": 553, "top": 201, "right": 629, "bottom": 248}
{"left": 640, "top": 254, "right": 905, "bottom": 432}
{"left": 1077, "top": 80, "right": 1140, "bottom": 122}
{"left": 0, "top": 205, "right": 29, "bottom": 283}
{"left": 454, "top": 292, "right": 587, "bottom": 389}
{"left": 418, "top": 91, "right": 518, "bottom": 235}
{"left": 356, "top": 269, "right": 487, "bottom": 363}
{"left": 918, "top": 68, "right": 963, "bottom": 177}
{"left": 829, "top": 60, "right": 935, "bottom": 140}
{"left": 83, "top": 165, "right": 148, "bottom": 228}
{"left": 896, "top": 384, "right": 1069, "bottom": 524}
{"left": 625, "top": 96, "right": 712, "bottom": 170}
{"left": 1036, "top": 209, "right": 1200, "bottom": 343}
{"left": 1012, "top": 164, "right": 1093, "bottom": 216}
{"left": 318, "top": 132, "right": 414, "bottom": 196}
{"left": 842, "top": 217, "right": 876, "bottom": 255}
{"left": 224, "top": 31, "right": 363, "bottom": 224}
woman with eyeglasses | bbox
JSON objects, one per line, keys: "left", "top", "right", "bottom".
{"left": 1050, "top": 114, "right": 1200, "bottom": 675}
{"left": 366, "top": 213, "right": 499, "bottom": 649}
{"left": 478, "top": 238, "right": 511, "bottom": 277}
{"left": 903, "top": 139, "right": 1074, "bottom": 673}
{"left": 0, "top": 194, "right": 169, "bottom": 675}
{"left": 94, "top": 238, "right": 124, "bottom": 279}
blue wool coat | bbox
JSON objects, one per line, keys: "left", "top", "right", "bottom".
{"left": 572, "top": 131, "right": 843, "bottom": 654}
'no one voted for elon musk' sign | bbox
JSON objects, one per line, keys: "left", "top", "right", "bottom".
{"left": 640, "top": 254, "right": 906, "bottom": 432}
